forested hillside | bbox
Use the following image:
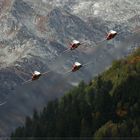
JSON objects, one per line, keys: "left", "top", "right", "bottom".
{"left": 11, "top": 48, "right": 140, "bottom": 139}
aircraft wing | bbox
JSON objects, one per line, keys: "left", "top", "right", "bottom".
{"left": 22, "top": 79, "right": 32, "bottom": 85}
{"left": 0, "top": 101, "right": 7, "bottom": 106}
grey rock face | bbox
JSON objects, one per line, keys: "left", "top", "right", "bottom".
{"left": 0, "top": 0, "right": 140, "bottom": 136}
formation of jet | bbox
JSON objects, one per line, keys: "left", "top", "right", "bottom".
{"left": 14, "top": 29, "right": 139, "bottom": 84}
{"left": 1, "top": 26, "right": 140, "bottom": 106}
{"left": 0, "top": 5, "right": 140, "bottom": 107}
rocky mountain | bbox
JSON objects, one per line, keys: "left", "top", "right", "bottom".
{"left": 0, "top": 0, "right": 140, "bottom": 136}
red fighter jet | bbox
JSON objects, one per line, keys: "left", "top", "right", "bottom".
{"left": 22, "top": 70, "right": 51, "bottom": 84}
{"left": 31, "top": 71, "right": 42, "bottom": 80}
{"left": 106, "top": 30, "right": 117, "bottom": 40}
{"left": 64, "top": 61, "right": 94, "bottom": 75}
{"left": 69, "top": 40, "right": 81, "bottom": 50}
{"left": 72, "top": 62, "right": 82, "bottom": 72}
{"left": 95, "top": 30, "right": 117, "bottom": 45}
{"left": 57, "top": 40, "right": 82, "bottom": 56}
{"left": 19, "top": 71, "right": 41, "bottom": 84}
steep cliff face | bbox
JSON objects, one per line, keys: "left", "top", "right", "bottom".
{"left": 0, "top": 0, "right": 139, "bottom": 136}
